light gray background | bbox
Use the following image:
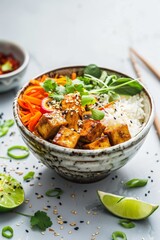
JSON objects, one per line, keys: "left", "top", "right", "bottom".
{"left": 0, "top": 1, "right": 160, "bottom": 239}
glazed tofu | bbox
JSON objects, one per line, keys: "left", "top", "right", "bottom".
{"left": 80, "top": 119, "right": 105, "bottom": 143}
{"left": 61, "top": 93, "right": 81, "bottom": 113}
{"left": 104, "top": 124, "right": 131, "bottom": 145}
{"left": 83, "top": 136, "right": 111, "bottom": 150}
{"left": 36, "top": 111, "right": 67, "bottom": 140}
{"left": 65, "top": 110, "right": 79, "bottom": 131}
{"left": 53, "top": 126, "right": 80, "bottom": 148}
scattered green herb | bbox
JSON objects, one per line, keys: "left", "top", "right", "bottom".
{"left": 15, "top": 211, "right": 52, "bottom": 231}
{"left": 2, "top": 226, "right": 13, "bottom": 239}
{"left": 0, "top": 119, "right": 14, "bottom": 137}
{"left": 7, "top": 145, "right": 29, "bottom": 159}
{"left": 124, "top": 178, "right": 148, "bottom": 188}
{"left": 30, "top": 211, "right": 52, "bottom": 231}
{"left": 119, "top": 219, "right": 135, "bottom": 229}
{"left": 112, "top": 231, "right": 127, "bottom": 240}
{"left": 45, "top": 188, "right": 63, "bottom": 197}
{"left": 23, "top": 171, "right": 35, "bottom": 181}
{"left": 91, "top": 109, "right": 105, "bottom": 120}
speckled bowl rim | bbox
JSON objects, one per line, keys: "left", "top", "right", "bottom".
{"left": 0, "top": 40, "right": 29, "bottom": 79}
{"left": 13, "top": 66, "right": 155, "bottom": 157}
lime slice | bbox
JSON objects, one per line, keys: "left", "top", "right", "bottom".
{"left": 0, "top": 173, "right": 25, "bottom": 212}
{"left": 98, "top": 191, "right": 159, "bottom": 220}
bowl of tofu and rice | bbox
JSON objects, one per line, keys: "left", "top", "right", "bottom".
{"left": 13, "top": 65, "right": 154, "bottom": 183}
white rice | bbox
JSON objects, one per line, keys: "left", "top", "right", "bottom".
{"left": 99, "top": 94, "right": 146, "bottom": 137}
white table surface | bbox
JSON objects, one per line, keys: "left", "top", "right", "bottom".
{"left": 0, "top": 1, "right": 160, "bottom": 239}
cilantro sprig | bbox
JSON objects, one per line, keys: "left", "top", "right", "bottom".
{"left": 15, "top": 210, "right": 52, "bottom": 231}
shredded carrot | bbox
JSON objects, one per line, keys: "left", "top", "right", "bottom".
{"left": 71, "top": 72, "right": 77, "bottom": 80}
{"left": 18, "top": 75, "right": 50, "bottom": 131}
{"left": 24, "top": 86, "right": 45, "bottom": 95}
{"left": 18, "top": 98, "right": 29, "bottom": 109}
{"left": 98, "top": 101, "right": 115, "bottom": 110}
{"left": 28, "top": 111, "right": 42, "bottom": 131}
{"left": 21, "top": 113, "right": 32, "bottom": 123}
{"left": 54, "top": 76, "right": 66, "bottom": 86}
{"left": 29, "top": 79, "right": 40, "bottom": 85}
{"left": 23, "top": 95, "right": 41, "bottom": 106}
{"left": 40, "top": 75, "right": 48, "bottom": 82}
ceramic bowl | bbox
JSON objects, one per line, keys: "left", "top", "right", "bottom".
{"left": 0, "top": 40, "right": 29, "bottom": 93}
{"left": 13, "top": 66, "right": 154, "bottom": 183}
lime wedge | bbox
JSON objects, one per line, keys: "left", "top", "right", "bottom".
{"left": 0, "top": 173, "right": 25, "bottom": 212}
{"left": 98, "top": 191, "right": 158, "bottom": 220}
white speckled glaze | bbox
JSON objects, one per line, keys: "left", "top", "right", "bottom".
{"left": 13, "top": 66, "right": 155, "bottom": 183}
{"left": 0, "top": 40, "right": 29, "bottom": 92}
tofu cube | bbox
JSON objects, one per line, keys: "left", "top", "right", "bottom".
{"left": 80, "top": 119, "right": 105, "bottom": 143}
{"left": 65, "top": 110, "right": 79, "bottom": 131}
{"left": 36, "top": 111, "right": 67, "bottom": 140}
{"left": 61, "top": 93, "right": 81, "bottom": 112}
{"left": 104, "top": 124, "right": 131, "bottom": 145}
{"left": 83, "top": 136, "right": 111, "bottom": 150}
{"left": 53, "top": 126, "right": 80, "bottom": 148}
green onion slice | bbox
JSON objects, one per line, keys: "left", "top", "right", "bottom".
{"left": 7, "top": 145, "right": 29, "bottom": 159}
{"left": 23, "top": 171, "right": 35, "bottom": 181}
{"left": 119, "top": 219, "right": 135, "bottom": 228}
{"left": 112, "top": 231, "right": 127, "bottom": 240}
{"left": 124, "top": 178, "right": 148, "bottom": 188}
{"left": 81, "top": 95, "right": 96, "bottom": 106}
{"left": 45, "top": 188, "right": 63, "bottom": 197}
{"left": 0, "top": 127, "right": 9, "bottom": 137}
{"left": 2, "top": 226, "right": 14, "bottom": 239}
{"left": 91, "top": 109, "right": 105, "bottom": 120}
{"left": 3, "top": 119, "right": 14, "bottom": 127}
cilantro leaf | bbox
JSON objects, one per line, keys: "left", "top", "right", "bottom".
{"left": 41, "top": 79, "right": 57, "bottom": 92}
{"left": 30, "top": 211, "right": 52, "bottom": 231}
{"left": 49, "top": 93, "right": 64, "bottom": 101}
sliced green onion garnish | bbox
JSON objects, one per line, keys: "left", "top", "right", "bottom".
{"left": 23, "top": 171, "right": 35, "bottom": 181}
{"left": 45, "top": 188, "right": 63, "bottom": 197}
{"left": 81, "top": 95, "right": 96, "bottom": 106}
{"left": 112, "top": 231, "right": 127, "bottom": 240}
{"left": 0, "top": 119, "right": 14, "bottom": 137}
{"left": 7, "top": 145, "right": 29, "bottom": 159}
{"left": 0, "top": 126, "right": 9, "bottom": 137}
{"left": 3, "top": 119, "right": 14, "bottom": 127}
{"left": 119, "top": 219, "right": 135, "bottom": 228}
{"left": 91, "top": 109, "right": 105, "bottom": 120}
{"left": 2, "top": 226, "right": 13, "bottom": 239}
{"left": 124, "top": 178, "right": 148, "bottom": 188}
